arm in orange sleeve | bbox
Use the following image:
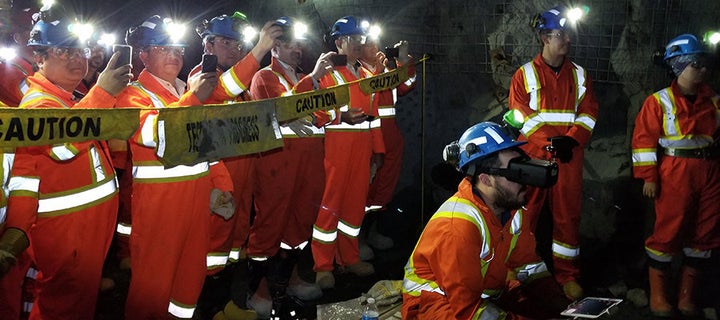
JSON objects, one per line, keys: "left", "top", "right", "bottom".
{"left": 249, "top": 70, "right": 283, "bottom": 100}
{"left": 294, "top": 75, "right": 334, "bottom": 127}
{"left": 631, "top": 95, "right": 663, "bottom": 183}
{"left": 565, "top": 73, "right": 599, "bottom": 146}
{"left": 508, "top": 68, "right": 534, "bottom": 122}
{"left": 4, "top": 149, "right": 39, "bottom": 234}
{"left": 209, "top": 54, "right": 260, "bottom": 102}
{"left": 419, "top": 224, "right": 490, "bottom": 319}
{"left": 73, "top": 84, "right": 117, "bottom": 109}
{"left": 209, "top": 161, "right": 233, "bottom": 192}
{"left": 396, "top": 60, "right": 416, "bottom": 97}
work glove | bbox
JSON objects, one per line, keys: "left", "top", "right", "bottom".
{"left": 547, "top": 135, "right": 579, "bottom": 163}
{"left": 0, "top": 228, "right": 29, "bottom": 278}
{"left": 362, "top": 280, "right": 403, "bottom": 307}
{"left": 210, "top": 189, "right": 235, "bottom": 220}
{"left": 285, "top": 116, "right": 315, "bottom": 137}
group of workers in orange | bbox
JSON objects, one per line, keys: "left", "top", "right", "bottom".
{"left": 0, "top": 2, "right": 416, "bottom": 320}
{"left": 403, "top": 5, "right": 718, "bottom": 320}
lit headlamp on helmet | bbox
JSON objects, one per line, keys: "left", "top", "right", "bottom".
{"left": 273, "top": 16, "right": 308, "bottom": 42}
{"left": 443, "top": 121, "right": 558, "bottom": 188}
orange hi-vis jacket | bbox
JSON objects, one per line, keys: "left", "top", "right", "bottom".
{"left": 246, "top": 57, "right": 325, "bottom": 258}
{"left": 402, "top": 179, "right": 550, "bottom": 319}
{"left": 360, "top": 60, "right": 416, "bottom": 208}
{"left": 0, "top": 56, "right": 33, "bottom": 107}
{"left": 632, "top": 80, "right": 720, "bottom": 183}
{"left": 188, "top": 54, "right": 257, "bottom": 273}
{"left": 6, "top": 72, "right": 119, "bottom": 320}
{"left": 509, "top": 54, "right": 597, "bottom": 151}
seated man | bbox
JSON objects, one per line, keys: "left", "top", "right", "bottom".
{"left": 402, "top": 121, "right": 570, "bottom": 319}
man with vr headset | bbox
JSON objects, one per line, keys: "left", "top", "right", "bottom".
{"left": 402, "top": 121, "right": 569, "bottom": 319}
{"left": 508, "top": 5, "right": 599, "bottom": 300}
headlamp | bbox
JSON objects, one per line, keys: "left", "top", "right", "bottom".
{"left": 165, "top": 19, "right": 186, "bottom": 44}
{"left": 484, "top": 156, "right": 558, "bottom": 188}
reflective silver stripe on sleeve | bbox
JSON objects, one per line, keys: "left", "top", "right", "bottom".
{"left": 132, "top": 162, "right": 209, "bottom": 180}
{"left": 552, "top": 241, "right": 580, "bottom": 258}
{"left": 51, "top": 145, "right": 77, "bottom": 160}
{"left": 8, "top": 176, "right": 39, "bottom": 193}
{"left": 220, "top": 70, "right": 245, "bottom": 96}
{"left": 378, "top": 107, "right": 396, "bottom": 117}
{"left": 632, "top": 151, "right": 657, "bottom": 164}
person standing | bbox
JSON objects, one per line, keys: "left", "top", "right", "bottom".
{"left": 1, "top": 10, "right": 131, "bottom": 319}
{"left": 632, "top": 34, "right": 720, "bottom": 318}
{"left": 402, "top": 122, "right": 568, "bottom": 319}
{"left": 303, "top": 15, "right": 384, "bottom": 289}
{"left": 508, "top": 5, "right": 598, "bottom": 300}
{"left": 247, "top": 16, "right": 328, "bottom": 318}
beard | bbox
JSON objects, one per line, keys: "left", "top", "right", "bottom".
{"left": 493, "top": 183, "right": 526, "bottom": 211}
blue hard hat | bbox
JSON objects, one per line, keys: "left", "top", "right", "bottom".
{"left": 534, "top": 6, "right": 568, "bottom": 31}
{"left": 664, "top": 34, "right": 706, "bottom": 61}
{"left": 445, "top": 122, "right": 526, "bottom": 172}
{"left": 197, "top": 12, "right": 249, "bottom": 41}
{"left": 126, "top": 15, "right": 187, "bottom": 47}
{"left": 28, "top": 17, "right": 85, "bottom": 48}
{"left": 330, "top": 16, "right": 366, "bottom": 38}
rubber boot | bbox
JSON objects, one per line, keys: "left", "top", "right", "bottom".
{"left": 267, "top": 250, "right": 300, "bottom": 320}
{"left": 677, "top": 266, "right": 699, "bottom": 317}
{"left": 648, "top": 267, "right": 673, "bottom": 318}
{"left": 230, "top": 259, "right": 251, "bottom": 309}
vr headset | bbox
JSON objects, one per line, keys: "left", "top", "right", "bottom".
{"left": 482, "top": 155, "right": 558, "bottom": 188}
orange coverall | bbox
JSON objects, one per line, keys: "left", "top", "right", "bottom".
{"left": 0, "top": 56, "right": 33, "bottom": 107}
{"left": 361, "top": 61, "right": 416, "bottom": 208}
{"left": 6, "top": 72, "right": 119, "bottom": 320}
{"left": 402, "top": 179, "right": 565, "bottom": 319}
{"left": 508, "top": 54, "right": 598, "bottom": 285}
{"left": 631, "top": 80, "right": 720, "bottom": 260}
{"left": 297, "top": 64, "right": 385, "bottom": 272}
{"left": 247, "top": 57, "right": 325, "bottom": 258}
{"left": 118, "top": 54, "right": 257, "bottom": 318}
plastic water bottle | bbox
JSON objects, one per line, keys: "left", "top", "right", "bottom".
{"left": 362, "top": 297, "right": 380, "bottom": 320}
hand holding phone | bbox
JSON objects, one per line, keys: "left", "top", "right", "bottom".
{"left": 112, "top": 44, "right": 132, "bottom": 69}
{"left": 329, "top": 54, "right": 348, "bottom": 67}
{"left": 201, "top": 54, "right": 218, "bottom": 73}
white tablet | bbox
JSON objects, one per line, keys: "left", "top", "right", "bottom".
{"left": 560, "top": 297, "right": 623, "bottom": 319}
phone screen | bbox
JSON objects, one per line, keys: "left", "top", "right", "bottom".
{"left": 202, "top": 54, "right": 218, "bottom": 73}
{"left": 112, "top": 44, "right": 132, "bottom": 69}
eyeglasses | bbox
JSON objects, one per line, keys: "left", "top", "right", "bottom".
{"left": 210, "top": 38, "right": 243, "bottom": 51}
{"left": 279, "top": 39, "right": 303, "bottom": 50}
{"left": 546, "top": 31, "right": 570, "bottom": 39}
{"left": 148, "top": 46, "right": 185, "bottom": 57}
{"left": 344, "top": 35, "right": 367, "bottom": 45}
{"left": 50, "top": 47, "right": 91, "bottom": 61}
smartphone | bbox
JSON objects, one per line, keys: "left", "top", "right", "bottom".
{"left": 383, "top": 47, "right": 399, "bottom": 59}
{"left": 201, "top": 54, "right": 218, "bottom": 73}
{"left": 329, "top": 54, "right": 347, "bottom": 67}
{"left": 112, "top": 44, "right": 132, "bottom": 68}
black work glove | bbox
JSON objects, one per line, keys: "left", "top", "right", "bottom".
{"left": 548, "top": 136, "right": 579, "bottom": 163}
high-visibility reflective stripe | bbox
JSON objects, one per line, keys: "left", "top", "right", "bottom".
{"left": 404, "top": 75, "right": 416, "bottom": 87}
{"left": 220, "top": 70, "right": 246, "bottom": 96}
{"left": 657, "top": 89, "right": 679, "bottom": 137}
{"left": 280, "top": 242, "right": 293, "bottom": 250}
{"left": 402, "top": 278, "right": 446, "bottom": 296}
{"left": 38, "top": 177, "right": 117, "bottom": 214}
{"left": 266, "top": 68, "right": 294, "bottom": 93}
{"left": 26, "top": 267, "right": 37, "bottom": 278}
{"left": 2, "top": 153, "right": 14, "bottom": 186}
{"left": 51, "top": 144, "right": 78, "bottom": 161}
{"left": 296, "top": 240, "right": 308, "bottom": 250}
{"left": 207, "top": 255, "right": 229, "bottom": 268}
{"left": 8, "top": 176, "right": 39, "bottom": 193}
{"left": 19, "top": 79, "right": 29, "bottom": 95}
{"left": 683, "top": 247, "right": 711, "bottom": 258}
{"left": 436, "top": 199, "right": 491, "bottom": 260}
{"left": 660, "top": 136, "right": 713, "bottom": 149}
{"left": 337, "top": 220, "right": 361, "bottom": 237}
{"left": 20, "top": 91, "right": 71, "bottom": 109}
{"left": 132, "top": 162, "right": 209, "bottom": 180}
{"left": 89, "top": 146, "right": 106, "bottom": 182}
{"left": 312, "top": 227, "right": 337, "bottom": 242}
{"left": 116, "top": 223, "right": 132, "bottom": 236}
{"left": 168, "top": 301, "right": 195, "bottom": 319}
{"left": 572, "top": 62, "right": 587, "bottom": 112}
{"left": 157, "top": 120, "right": 167, "bottom": 157}
{"left": 279, "top": 125, "right": 325, "bottom": 137}
{"left": 646, "top": 246, "right": 672, "bottom": 262}
{"left": 140, "top": 114, "right": 158, "bottom": 148}
{"left": 327, "top": 109, "right": 337, "bottom": 122}
{"left": 510, "top": 212, "right": 522, "bottom": 234}
{"left": 552, "top": 241, "right": 580, "bottom": 258}
{"left": 378, "top": 107, "right": 396, "bottom": 117}
{"left": 575, "top": 114, "right": 596, "bottom": 130}
{"left": 130, "top": 83, "right": 165, "bottom": 109}
{"left": 365, "top": 205, "right": 383, "bottom": 212}
{"left": 280, "top": 240, "right": 309, "bottom": 250}
{"left": 515, "top": 262, "right": 548, "bottom": 282}
{"left": 23, "top": 302, "right": 33, "bottom": 312}
{"left": 228, "top": 248, "right": 240, "bottom": 261}
{"left": 250, "top": 256, "right": 268, "bottom": 262}
{"left": 521, "top": 62, "right": 541, "bottom": 111}
{"left": 632, "top": 150, "right": 657, "bottom": 165}
{"left": 0, "top": 206, "right": 5, "bottom": 224}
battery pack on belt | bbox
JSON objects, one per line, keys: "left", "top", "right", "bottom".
{"left": 664, "top": 147, "right": 719, "bottom": 159}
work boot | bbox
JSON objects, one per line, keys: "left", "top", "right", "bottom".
{"left": 648, "top": 267, "right": 673, "bottom": 318}
{"left": 315, "top": 271, "right": 335, "bottom": 289}
{"left": 359, "top": 239, "right": 375, "bottom": 261}
{"left": 222, "top": 301, "right": 258, "bottom": 320}
{"left": 367, "top": 221, "right": 394, "bottom": 250}
{"left": 562, "top": 280, "right": 584, "bottom": 301}
{"left": 345, "top": 261, "right": 375, "bottom": 276}
{"left": 677, "top": 266, "right": 699, "bottom": 317}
